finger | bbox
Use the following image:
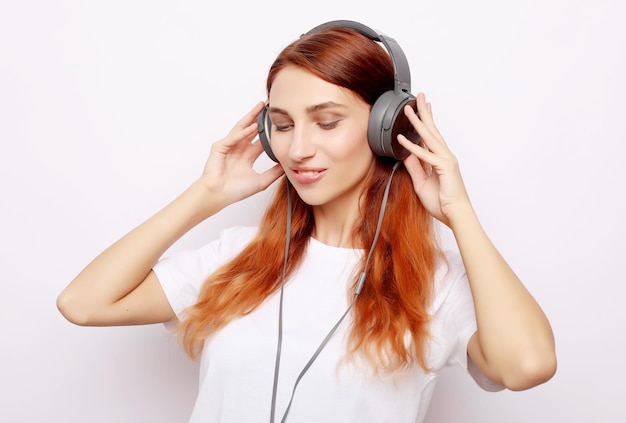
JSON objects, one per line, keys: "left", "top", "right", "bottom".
{"left": 402, "top": 104, "right": 438, "bottom": 149}
{"left": 407, "top": 94, "right": 444, "bottom": 143}
{"left": 258, "top": 164, "right": 285, "bottom": 190}
{"left": 403, "top": 104, "right": 450, "bottom": 157}
{"left": 402, "top": 153, "right": 428, "bottom": 187}
{"left": 243, "top": 138, "right": 269, "bottom": 163}
{"left": 220, "top": 104, "right": 265, "bottom": 149}
{"left": 398, "top": 133, "right": 451, "bottom": 175}
{"left": 237, "top": 101, "right": 265, "bottom": 128}
{"left": 414, "top": 93, "right": 446, "bottom": 145}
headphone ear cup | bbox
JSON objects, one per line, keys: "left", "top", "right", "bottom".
{"left": 368, "top": 91, "right": 420, "bottom": 159}
{"left": 257, "top": 106, "right": 278, "bottom": 162}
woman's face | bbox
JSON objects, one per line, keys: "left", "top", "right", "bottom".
{"left": 267, "top": 65, "right": 375, "bottom": 211}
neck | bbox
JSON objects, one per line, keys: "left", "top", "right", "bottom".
{"left": 311, "top": 201, "right": 361, "bottom": 248}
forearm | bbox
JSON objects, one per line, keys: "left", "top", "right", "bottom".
{"left": 449, "top": 203, "right": 556, "bottom": 389}
{"left": 58, "top": 180, "right": 225, "bottom": 318}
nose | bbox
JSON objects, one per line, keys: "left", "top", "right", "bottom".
{"left": 288, "top": 125, "right": 316, "bottom": 162}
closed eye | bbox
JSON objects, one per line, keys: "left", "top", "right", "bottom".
{"left": 273, "top": 123, "right": 293, "bottom": 132}
{"left": 318, "top": 121, "right": 339, "bottom": 130}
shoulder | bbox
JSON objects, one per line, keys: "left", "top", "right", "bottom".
{"left": 190, "top": 225, "right": 259, "bottom": 265}
{"left": 214, "top": 225, "right": 259, "bottom": 253}
{"left": 434, "top": 250, "right": 467, "bottom": 287}
{"left": 152, "top": 225, "right": 260, "bottom": 316}
{"left": 155, "top": 225, "right": 258, "bottom": 278}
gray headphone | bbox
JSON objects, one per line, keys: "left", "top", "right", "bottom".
{"left": 257, "top": 20, "right": 421, "bottom": 162}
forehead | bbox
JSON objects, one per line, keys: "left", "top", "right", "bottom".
{"left": 268, "top": 66, "right": 363, "bottom": 111}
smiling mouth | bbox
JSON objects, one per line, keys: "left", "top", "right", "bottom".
{"left": 291, "top": 168, "right": 326, "bottom": 184}
{"left": 295, "top": 170, "right": 323, "bottom": 176}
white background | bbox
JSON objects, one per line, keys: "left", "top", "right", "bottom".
{"left": 1, "top": 0, "right": 625, "bottom": 421}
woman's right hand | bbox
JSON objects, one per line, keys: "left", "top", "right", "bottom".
{"left": 199, "top": 101, "right": 284, "bottom": 209}
{"left": 56, "top": 102, "right": 284, "bottom": 327}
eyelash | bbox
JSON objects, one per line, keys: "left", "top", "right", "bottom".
{"left": 274, "top": 124, "right": 292, "bottom": 132}
{"left": 274, "top": 121, "right": 339, "bottom": 132}
{"left": 318, "top": 121, "right": 339, "bottom": 130}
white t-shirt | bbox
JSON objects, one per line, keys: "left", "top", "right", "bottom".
{"left": 153, "top": 226, "right": 501, "bottom": 423}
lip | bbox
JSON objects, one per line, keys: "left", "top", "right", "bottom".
{"left": 290, "top": 167, "right": 327, "bottom": 185}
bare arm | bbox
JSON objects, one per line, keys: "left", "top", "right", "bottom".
{"left": 450, "top": 204, "right": 556, "bottom": 391}
{"left": 399, "top": 93, "right": 556, "bottom": 391}
{"left": 57, "top": 181, "right": 224, "bottom": 326}
{"left": 57, "top": 102, "right": 284, "bottom": 326}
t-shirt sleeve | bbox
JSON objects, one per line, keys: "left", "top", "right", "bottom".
{"left": 432, "top": 251, "right": 504, "bottom": 392}
{"left": 152, "top": 226, "right": 258, "bottom": 321}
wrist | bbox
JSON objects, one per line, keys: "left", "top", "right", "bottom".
{"left": 446, "top": 200, "right": 479, "bottom": 233}
{"left": 180, "top": 179, "right": 229, "bottom": 224}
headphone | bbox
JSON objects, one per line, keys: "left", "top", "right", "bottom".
{"left": 257, "top": 20, "right": 421, "bottom": 161}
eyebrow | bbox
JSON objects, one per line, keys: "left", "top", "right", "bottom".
{"left": 268, "top": 101, "right": 347, "bottom": 116}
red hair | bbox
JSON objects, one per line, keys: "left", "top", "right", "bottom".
{"left": 177, "top": 27, "right": 438, "bottom": 372}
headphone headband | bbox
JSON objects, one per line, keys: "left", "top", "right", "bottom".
{"left": 304, "top": 20, "right": 412, "bottom": 94}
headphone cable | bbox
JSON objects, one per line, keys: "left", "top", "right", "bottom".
{"left": 270, "top": 161, "right": 401, "bottom": 422}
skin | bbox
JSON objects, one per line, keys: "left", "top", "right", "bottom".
{"left": 57, "top": 66, "right": 556, "bottom": 391}
{"left": 267, "top": 66, "right": 375, "bottom": 246}
{"left": 398, "top": 100, "right": 556, "bottom": 390}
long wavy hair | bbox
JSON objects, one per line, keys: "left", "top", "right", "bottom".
{"left": 177, "top": 27, "right": 439, "bottom": 372}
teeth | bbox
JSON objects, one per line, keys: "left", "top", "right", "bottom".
{"left": 298, "top": 170, "right": 320, "bottom": 176}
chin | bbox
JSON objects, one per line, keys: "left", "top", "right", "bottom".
{"left": 292, "top": 190, "right": 328, "bottom": 207}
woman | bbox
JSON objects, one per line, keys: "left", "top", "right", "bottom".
{"left": 57, "top": 22, "right": 556, "bottom": 423}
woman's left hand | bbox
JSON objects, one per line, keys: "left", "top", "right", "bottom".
{"left": 400, "top": 93, "right": 557, "bottom": 390}
{"left": 398, "top": 92, "right": 472, "bottom": 227}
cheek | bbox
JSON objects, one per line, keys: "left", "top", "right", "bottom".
{"left": 266, "top": 132, "right": 288, "bottom": 159}
{"left": 268, "top": 121, "right": 373, "bottom": 162}
{"left": 332, "top": 126, "right": 372, "bottom": 160}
